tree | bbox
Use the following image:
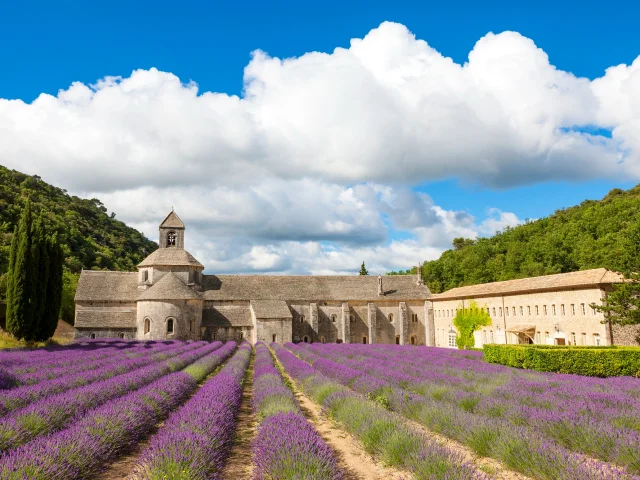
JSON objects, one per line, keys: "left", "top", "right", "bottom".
{"left": 452, "top": 300, "right": 492, "bottom": 349}
{"left": 6, "top": 203, "right": 64, "bottom": 342}
{"left": 591, "top": 223, "right": 640, "bottom": 330}
{"left": 6, "top": 201, "right": 35, "bottom": 340}
{"left": 359, "top": 261, "right": 369, "bottom": 276}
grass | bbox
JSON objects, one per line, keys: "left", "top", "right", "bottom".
{"left": 0, "top": 330, "right": 73, "bottom": 350}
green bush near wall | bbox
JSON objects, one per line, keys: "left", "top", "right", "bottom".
{"left": 483, "top": 344, "right": 640, "bottom": 377}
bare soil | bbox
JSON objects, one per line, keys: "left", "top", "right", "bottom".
{"left": 95, "top": 428, "right": 156, "bottom": 480}
{"left": 220, "top": 356, "right": 257, "bottom": 480}
{"left": 276, "top": 361, "right": 411, "bottom": 480}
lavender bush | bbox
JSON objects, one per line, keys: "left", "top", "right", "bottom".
{"left": 131, "top": 341, "right": 251, "bottom": 479}
{"left": 0, "top": 341, "right": 222, "bottom": 452}
{"left": 272, "top": 344, "right": 482, "bottom": 480}
{"left": 292, "top": 343, "right": 640, "bottom": 479}
{"left": 0, "top": 341, "right": 238, "bottom": 479}
{"left": 251, "top": 342, "right": 343, "bottom": 480}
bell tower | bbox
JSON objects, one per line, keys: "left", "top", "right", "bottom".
{"left": 159, "top": 210, "right": 185, "bottom": 249}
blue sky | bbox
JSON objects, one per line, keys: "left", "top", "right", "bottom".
{"left": 0, "top": 1, "right": 638, "bottom": 273}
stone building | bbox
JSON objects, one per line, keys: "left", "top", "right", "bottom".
{"left": 74, "top": 211, "right": 431, "bottom": 344}
{"left": 74, "top": 211, "right": 639, "bottom": 346}
{"left": 428, "top": 269, "right": 637, "bottom": 347}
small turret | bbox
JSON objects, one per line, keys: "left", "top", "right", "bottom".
{"left": 416, "top": 262, "right": 424, "bottom": 286}
{"left": 159, "top": 210, "right": 185, "bottom": 249}
{"left": 377, "top": 275, "right": 384, "bottom": 296}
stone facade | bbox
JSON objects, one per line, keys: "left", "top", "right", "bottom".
{"left": 73, "top": 212, "right": 632, "bottom": 346}
{"left": 74, "top": 211, "right": 431, "bottom": 344}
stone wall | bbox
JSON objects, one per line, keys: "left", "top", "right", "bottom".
{"left": 431, "top": 287, "right": 610, "bottom": 348}
{"left": 317, "top": 304, "right": 343, "bottom": 343}
{"left": 254, "top": 318, "right": 292, "bottom": 344}
{"left": 612, "top": 324, "right": 640, "bottom": 346}
{"left": 136, "top": 299, "right": 203, "bottom": 341}
{"left": 75, "top": 328, "right": 137, "bottom": 340}
{"left": 290, "top": 304, "right": 314, "bottom": 343}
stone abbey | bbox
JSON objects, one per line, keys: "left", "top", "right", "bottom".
{"left": 74, "top": 211, "right": 638, "bottom": 346}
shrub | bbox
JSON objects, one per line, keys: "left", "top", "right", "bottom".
{"left": 483, "top": 344, "right": 640, "bottom": 377}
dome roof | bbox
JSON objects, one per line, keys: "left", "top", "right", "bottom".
{"left": 137, "top": 272, "right": 202, "bottom": 301}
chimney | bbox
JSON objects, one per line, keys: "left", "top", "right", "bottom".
{"left": 416, "top": 262, "right": 424, "bottom": 286}
{"left": 377, "top": 275, "right": 384, "bottom": 296}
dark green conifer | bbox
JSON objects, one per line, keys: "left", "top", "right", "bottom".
{"left": 42, "top": 234, "right": 63, "bottom": 339}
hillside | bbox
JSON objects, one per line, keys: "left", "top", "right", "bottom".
{"left": 0, "top": 166, "right": 157, "bottom": 320}
{"left": 417, "top": 186, "right": 640, "bottom": 293}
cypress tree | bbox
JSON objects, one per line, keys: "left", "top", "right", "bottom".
{"left": 6, "top": 200, "right": 34, "bottom": 340}
{"left": 5, "top": 226, "right": 18, "bottom": 330}
{"left": 29, "top": 215, "right": 48, "bottom": 341}
{"left": 42, "top": 234, "right": 63, "bottom": 339}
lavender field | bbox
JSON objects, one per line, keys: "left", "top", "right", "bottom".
{"left": 0, "top": 339, "right": 638, "bottom": 479}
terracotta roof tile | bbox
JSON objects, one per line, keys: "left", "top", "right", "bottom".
{"left": 430, "top": 268, "right": 624, "bottom": 300}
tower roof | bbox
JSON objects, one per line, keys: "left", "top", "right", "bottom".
{"left": 137, "top": 248, "right": 204, "bottom": 268}
{"left": 137, "top": 272, "right": 202, "bottom": 301}
{"left": 159, "top": 211, "right": 185, "bottom": 229}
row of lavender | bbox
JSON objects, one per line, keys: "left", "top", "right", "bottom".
{"left": 0, "top": 341, "right": 239, "bottom": 479}
{"left": 0, "top": 339, "right": 189, "bottom": 389}
{"left": 252, "top": 342, "right": 343, "bottom": 479}
{"left": 272, "top": 343, "right": 485, "bottom": 480}
{"left": 130, "top": 341, "right": 252, "bottom": 479}
{"left": 0, "top": 340, "right": 208, "bottom": 414}
{"left": 291, "top": 343, "right": 640, "bottom": 479}
{"left": 0, "top": 340, "right": 222, "bottom": 452}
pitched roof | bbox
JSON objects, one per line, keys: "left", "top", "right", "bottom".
{"left": 201, "top": 275, "right": 430, "bottom": 301}
{"left": 75, "top": 309, "right": 136, "bottom": 328}
{"left": 138, "top": 248, "right": 204, "bottom": 268}
{"left": 137, "top": 272, "right": 202, "bottom": 301}
{"left": 430, "top": 268, "right": 624, "bottom": 301}
{"left": 202, "top": 306, "right": 253, "bottom": 327}
{"left": 251, "top": 300, "right": 292, "bottom": 319}
{"left": 75, "top": 271, "right": 139, "bottom": 302}
{"left": 159, "top": 211, "right": 185, "bottom": 229}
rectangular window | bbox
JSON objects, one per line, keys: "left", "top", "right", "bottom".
{"left": 506, "top": 307, "right": 509, "bottom": 316}
{"left": 593, "top": 334, "right": 601, "bottom": 346}
{"left": 552, "top": 305, "right": 556, "bottom": 315}
{"left": 448, "top": 333, "right": 457, "bottom": 348}
{"left": 527, "top": 306, "right": 531, "bottom": 316}
{"left": 571, "top": 304, "right": 575, "bottom": 315}
{"left": 581, "top": 332, "right": 587, "bottom": 345}
{"left": 544, "top": 305, "right": 548, "bottom": 315}
{"left": 486, "top": 307, "right": 490, "bottom": 315}
{"left": 535, "top": 305, "right": 539, "bottom": 315}
{"left": 581, "top": 303, "right": 586, "bottom": 315}
{"left": 536, "top": 331, "right": 541, "bottom": 344}
{"left": 483, "top": 330, "right": 487, "bottom": 343}
{"left": 519, "top": 306, "right": 523, "bottom": 316}
{"left": 499, "top": 307, "right": 503, "bottom": 316}
{"left": 561, "top": 304, "right": 565, "bottom": 315}
{"left": 545, "top": 331, "right": 550, "bottom": 342}
{"left": 591, "top": 306, "right": 596, "bottom": 315}
{"left": 512, "top": 306, "right": 516, "bottom": 316}
{"left": 490, "top": 330, "right": 494, "bottom": 343}
{"left": 492, "top": 307, "right": 496, "bottom": 316}
{"left": 571, "top": 332, "right": 576, "bottom": 345}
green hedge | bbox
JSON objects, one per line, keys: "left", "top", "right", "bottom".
{"left": 483, "top": 344, "right": 640, "bottom": 377}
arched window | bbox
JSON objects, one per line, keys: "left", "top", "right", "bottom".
{"left": 166, "top": 318, "right": 175, "bottom": 335}
{"left": 118, "top": 332, "right": 125, "bottom": 339}
{"left": 395, "top": 335, "right": 400, "bottom": 344}
{"left": 362, "top": 336, "right": 367, "bottom": 344}
{"left": 239, "top": 332, "right": 243, "bottom": 340}
{"left": 144, "top": 318, "right": 151, "bottom": 335}
{"left": 389, "top": 313, "right": 394, "bottom": 323}
{"left": 167, "top": 231, "right": 177, "bottom": 247}
{"left": 272, "top": 334, "right": 277, "bottom": 342}
{"left": 89, "top": 333, "right": 96, "bottom": 339}
{"left": 331, "top": 315, "right": 337, "bottom": 323}
{"left": 410, "top": 336, "right": 416, "bottom": 345}
{"left": 300, "top": 315, "right": 305, "bottom": 323}
{"left": 303, "top": 336, "right": 309, "bottom": 343}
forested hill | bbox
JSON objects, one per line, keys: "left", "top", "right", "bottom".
{"left": 418, "top": 186, "right": 640, "bottom": 294}
{"left": 0, "top": 166, "right": 157, "bottom": 301}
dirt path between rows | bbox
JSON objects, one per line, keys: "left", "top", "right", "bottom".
{"left": 220, "top": 355, "right": 257, "bottom": 480}
{"left": 275, "top": 359, "right": 411, "bottom": 480}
